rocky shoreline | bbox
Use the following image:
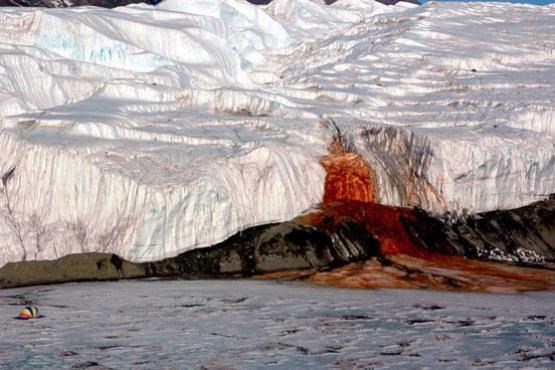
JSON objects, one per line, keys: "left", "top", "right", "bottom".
{"left": 2, "top": 198, "right": 554, "bottom": 291}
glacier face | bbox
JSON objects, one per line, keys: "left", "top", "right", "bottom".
{"left": 0, "top": 0, "right": 554, "bottom": 266}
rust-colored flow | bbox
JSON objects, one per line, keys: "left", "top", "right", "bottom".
{"left": 320, "top": 137, "right": 375, "bottom": 204}
{"left": 317, "top": 137, "right": 423, "bottom": 257}
{"left": 260, "top": 255, "right": 555, "bottom": 293}
{"left": 269, "top": 137, "right": 555, "bottom": 292}
{"left": 298, "top": 201, "right": 427, "bottom": 257}
{"left": 315, "top": 137, "right": 463, "bottom": 258}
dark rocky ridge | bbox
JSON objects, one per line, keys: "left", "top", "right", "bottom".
{"left": 0, "top": 219, "right": 380, "bottom": 288}
{"left": 421, "top": 199, "right": 555, "bottom": 264}
{"left": 1, "top": 197, "right": 554, "bottom": 289}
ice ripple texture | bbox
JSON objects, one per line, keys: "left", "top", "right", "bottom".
{"left": 0, "top": 0, "right": 554, "bottom": 265}
{"left": 0, "top": 280, "right": 555, "bottom": 369}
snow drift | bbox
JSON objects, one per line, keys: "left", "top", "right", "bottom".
{"left": 0, "top": 0, "right": 554, "bottom": 266}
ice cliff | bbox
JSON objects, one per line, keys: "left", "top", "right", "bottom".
{"left": 0, "top": 0, "right": 554, "bottom": 266}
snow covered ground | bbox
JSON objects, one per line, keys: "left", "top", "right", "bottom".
{"left": 0, "top": 0, "right": 554, "bottom": 265}
{"left": 0, "top": 280, "right": 554, "bottom": 369}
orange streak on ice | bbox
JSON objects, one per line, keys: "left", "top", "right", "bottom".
{"left": 320, "top": 138, "right": 376, "bottom": 204}
{"left": 266, "top": 138, "right": 555, "bottom": 292}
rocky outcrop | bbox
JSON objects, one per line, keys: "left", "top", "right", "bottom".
{"left": 0, "top": 218, "right": 378, "bottom": 288}
{"left": 303, "top": 199, "right": 555, "bottom": 265}
{"left": 417, "top": 200, "right": 555, "bottom": 264}
{"left": 151, "top": 218, "right": 378, "bottom": 277}
{"left": 0, "top": 253, "right": 146, "bottom": 288}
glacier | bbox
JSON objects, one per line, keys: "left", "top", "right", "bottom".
{"left": 0, "top": 0, "right": 554, "bottom": 266}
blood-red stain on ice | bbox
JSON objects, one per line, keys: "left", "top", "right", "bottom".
{"left": 316, "top": 137, "right": 423, "bottom": 256}
{"left": 269, "top": 137, "right": 555, "bottom": 292}
{"left": 320, "top": 138, "right": 375, "bottom": 204}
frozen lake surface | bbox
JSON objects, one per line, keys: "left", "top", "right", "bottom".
{"left": 0, "top": 280, "right": 554, "bottom": 369}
